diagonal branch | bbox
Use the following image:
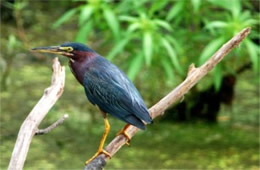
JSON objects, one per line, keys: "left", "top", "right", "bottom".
{"left": 8, "top": 57, "right": 65, "bottom": 170}
{"left": 84, "top": 27, "right": 251, "bottom": 170}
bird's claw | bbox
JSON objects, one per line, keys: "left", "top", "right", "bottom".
{"left": 116, "top": 128, "right": 131, "bottom": 146}
{"left": 85, "top": 149, "right": 111, "bottom": 165}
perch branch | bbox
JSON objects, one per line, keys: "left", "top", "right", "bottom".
{"left": 8, "top": 57, "right": 65, "bottom": 170}
{"left": 35, "top": 114, "right": 69, "bottom": 135}
{"left": 84, "top": 27, "right": 251, "bottom": 170}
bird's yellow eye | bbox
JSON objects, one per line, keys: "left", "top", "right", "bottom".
{"left": 59, "top": 46, "right": 73, "bottom": 52}
{"left": 67, "top": 47, "right": 73, "bottom": 52}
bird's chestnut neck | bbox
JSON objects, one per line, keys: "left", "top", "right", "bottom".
{"left": 68, "top": 51, "right": 98, "bottom": 85}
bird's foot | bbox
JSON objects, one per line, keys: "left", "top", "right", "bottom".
{"left": 85, "top": 149, "right": 111, "bottom": 165}
{"left": 116, "top": 124, "right": 131, "bottom": 146}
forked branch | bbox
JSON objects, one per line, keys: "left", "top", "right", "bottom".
{"left": 84, "top": 27, "right": 251, "bottom": 170}
{"left": 8, "top": 58, "right": 66, "bottom": 170}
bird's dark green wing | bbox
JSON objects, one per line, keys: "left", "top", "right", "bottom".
{"left": 83, "top": 56, "right": 152, "bottom": 130}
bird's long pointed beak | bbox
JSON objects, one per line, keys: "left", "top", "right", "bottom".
{"left": 31, "top": 46, "right": 62, "bottom": 54}
{"left": 31, "top": 46, "right": 73, "bottom": 57}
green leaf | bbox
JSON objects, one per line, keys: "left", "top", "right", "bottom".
{"left": 143, "top": 32, "right": 153, "bottom": 66}
{"left": 107, "top": 36, "right": 132, "bottom": 60}
{"left": 191, "top": 0, "right": 201, "bottom": 13}
{"left": 132, "top": 0, "right": 149, "bottom": 10}
{"left": 127, "top": 22, "right": 140, "bottom": 33}
{"left": 9, "top": 35, "right": 17, "bottom": 48}
{"left": 166, "top": 35, "right": 182, "bottom": 53}
{"left": 103, "top": 8, "right": 120, "bottom": 39}
{"left": 240, "top": 10, "right": 251, "bottom": 21}
{"left": 13, "top": 1, "right": 27, "bottom": 10}
{"left": 75, "top": 22, "right": 92, "bottom": 43}
{"left": 161, "top": 58, "right": 175, "bottom": 83}
{"left": 52, "top": 8, "right": 78, "bottom": 28}
{"left": 245, "top": 39, "right": 259, "bottom": 73}
{"left": 127, "top": 54, "right": 143, "bottom": 81}
{"left": 199, "top": 37, "right": 225, "bottom": 65}
{"left": 7, "top": 35, "right": 18, "bottom": 53}
{"left": 213, "top": 63, "right": 222, "bottom": 91}
{"left": 230, "top": 0, "right": 241, "bottom": 18}
{"left": 119, "top": 15, "right": 137, "bottom": 22}
{"left": 166, "top": 1, "right": 184, "bottom": 21}
{"left": 149, "top": 0, "right": 168, "bottom": 16}
{"left": 79, "top": 6, "right": 93, "bottom": 26}
{"left": 207, "top": 0, "right": 231, "bottom": 10}
{"left": 208, "top": 0, "right": 241, "bottom": 17}
{"left": 161, "top": 38, "right": 183, "bottom": 75}
{"left": 154, "top": 19, "right": 173, "bottom": 31}
{"left": 205, "top": 21, "right": 228, "bottom": 29}
{"left": 243, "top": 19, "right": 258, "bottom": 27}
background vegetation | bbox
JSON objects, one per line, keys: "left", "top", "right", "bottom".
{"left": 1, "top": 0, "right": 259, "bottom": 169}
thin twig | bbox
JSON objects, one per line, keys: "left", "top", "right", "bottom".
{"left": 35, "top": 114, "right": 69, "bottom": 135}
{"left": 84, "top": 27, "right": 251, "bottom": 170}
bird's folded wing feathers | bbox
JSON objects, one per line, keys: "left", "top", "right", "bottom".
{"left": 83, "top": 65, "right": 152, "bottom": 124}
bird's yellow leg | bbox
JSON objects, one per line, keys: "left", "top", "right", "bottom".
{"left": 85, "top": 117, "right": 111, "bottom": 165}
{"left": 116, "top": 124, "right": 131, "bottom": 146}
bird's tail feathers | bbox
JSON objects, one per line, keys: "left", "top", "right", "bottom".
{"left": 125, "top": 115, "right": 146, "bottom": 130}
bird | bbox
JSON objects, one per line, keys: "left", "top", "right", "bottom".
{"left": 31, "top": 42, "right": 152, "bottom": 164}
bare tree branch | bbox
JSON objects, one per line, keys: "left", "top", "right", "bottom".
{"left": 84, "top": 27, "right": 251, "bottom": 170}
{"left": 35, "top": 114, "right": 69, "bottom": 135}
{"left": 8, "top": 57, "right": 65, "bottom": 170}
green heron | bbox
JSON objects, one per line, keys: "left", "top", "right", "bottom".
{"left": 32, "top": 42, "right": 152, "bottom": 164}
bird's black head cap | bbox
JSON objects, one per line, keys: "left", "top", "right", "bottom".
{"left": 60, "top": 42, "right": 95, "bottom": 52}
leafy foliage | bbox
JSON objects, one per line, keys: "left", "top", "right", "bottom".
{"left": 52, "top": 0, "right": 258, "bottom": 88}
{"left": 204, "top": 0, "right": 259, "bottom": 71}
{"left": 53, "top": 0, "right": 120, "bottom": 43}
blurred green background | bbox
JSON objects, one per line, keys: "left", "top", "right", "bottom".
{"left": 0, "top": 0, "right": 259, "bottom": 169}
